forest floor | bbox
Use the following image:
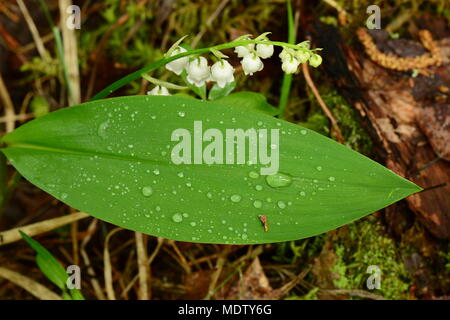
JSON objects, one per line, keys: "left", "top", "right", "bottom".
{"left": 0, "top": 0, "right": 449, "bottom": 300}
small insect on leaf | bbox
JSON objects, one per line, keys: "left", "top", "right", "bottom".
{"left": 259, "top": 215, "right": 268, "bottom": 232}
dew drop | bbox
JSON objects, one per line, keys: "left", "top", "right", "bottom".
{"left": 141, "top": 186, "right": 153, "bottom": 197}
{"left": 300, "top": 129, "right": 307, "bottom": 135}
{"left": 153, "top": 169, "right": 160, "bottom": 175}
{"left": 253, "top": 200, "right": 263, "bottom": 208}
{"left": 98, "top": 121, "right": 109, "bottom": 138}
{"left": 328, "top": 176, "right": 336, "bottom": 182}
{"left": 248, "top": 171, "right": 259, "bottom": 179}
{"left": 299, "top": 191, "right": 306, "bottom": 197}
{"left": 255, "top": 185, "right": 263, "bottom": 191}
{"left": 230, "top": 194, "right": 242, "bottom": 203}
{"left": 190, "top": 222, "right": 196, "bottom": 227}
{"left": 177, "top": 172, "right": 184, "bottom": 178}
{"left": 265, "top": 172, "right": 293, "bottom": 188}
{"left": 277, "top": 200, "right": 286, "bottom": 209}
{"left": 172, "top": 213, "right": 183, "bottom": 223}
{"left": 316, "top": 166, "right": 322, "bottom": 171}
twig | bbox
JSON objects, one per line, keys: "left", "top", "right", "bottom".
{"left": 0, "top": 212, "right": 89, "bottom": 246}
{"left": 135, "top": 232, "right": 149, "bottom": 300}
{"left": 59, "top": 0, "right": 81, "bottom": 105}
{"left": 104, "top": 227, "right": 124, "bottom": 300}
{"left": 80, "top": 218, "right": 106, "bottom": 300}
{"left": 168, "top": 240, "right": 191, "bottom": 274}
{"left": 70, "top": 218, "right": 79, "bottom": 266}
{"left": 120, "top": 237, "right": 163, "bottom": 299}
{"left": 0, "top": 72, "right": 15, "bottom": 133}
{"left": 204, "top": 245, "right": 232, "bottom": 300}
{"left": 272, "top": 267, "right": 310, "bottom": 299}
{"left": 320, "top": 288, "right": 385, "bottom": 300}
{"left": 17, "top": 0, "right": 48, "bottom": 60}
{"left": 0, "top": 266, "right": 62, "bottom": 300}
{"left": 302, "top": 63, "right": 344, "bottom": 143}
{"left": 0, "top": 113, "right": 33, "bottom": 124}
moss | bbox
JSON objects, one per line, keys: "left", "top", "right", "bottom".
{"left": 331, "top": 215, "right": 413, "bottom": 299}
{"left": 298, "top": 89, "right": 372, "bottom": 155}
{"left": 324, "top": 89, "right": 373, "bottom": 155}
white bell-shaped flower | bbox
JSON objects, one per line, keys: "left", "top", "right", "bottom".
{"left": 165, "top": 47, "right": 189, "bottom": 75}
{"left": 186, "top": 56, "right": 210, "bottom": 87}
{"left": 281, "top": 57, "right": 300, "bottom": 74}
{"left": 234, "top": 44, "right": 255, "bottom": 58}
{"left": 211, "top": 60, "right": 235, "bottom": 88}
{"left": 147, "top": 85, "right": 170, "bottom": 96}
{"left": 309, "top": 54, "right": 322, "bottom": 68}
{"left": 256, "top": 42, "right": 274, "bottom": 59}
{"left": 279, "top": 48, "right": 291, "bottom": 62}
{"left": 241, "top": 54, "right": 263, "bottom": 75}
{"left": 295, "top": 50, "right": 311, "bottom": 64}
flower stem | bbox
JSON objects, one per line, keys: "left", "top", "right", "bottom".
{"left": 278, "top": 0, "right": 296, "bottom": 119}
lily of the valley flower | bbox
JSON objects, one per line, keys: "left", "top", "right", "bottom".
{"left": 165, "top": 47, "right": 189, "bottom": 75}
{"left": 281, "top": 57, "right": 301, "bottom": 74}
{"left": 295, "top": 50, "right": 311, "bottom": 64}
{"left": 279, "top": 48, "right": 291, "bottom": 62}
{"left": 147, "top": 85, "right": 170, "bottom": 96}
{"left": 186, "top": 56, "right": 210, "bottom": 87}
{"left": 308, "top": 54, "right": 323, "bottom": 68}
{"left": 241, "top": 54, "right": 263, "bottom": 75}
{"left": 256, "top": 42, "right": 274, "bottom": 59}
{"left": 211, "top": 60, "right": 235, "bottom": 88}
{"left": 234, "top": 44, "right": 255, "bottom": 58}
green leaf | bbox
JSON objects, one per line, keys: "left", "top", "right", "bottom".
{"left": 208, "top": 81, "right": 236, "bottom": 100}
{"left": 3, "top": 96, "right": 420, "bottom": 244}
{"left": 19, "top": 231, "right": 84, "bottom": 299}
{"left": 216, "top": 91, "right": 280, "bottom": 116}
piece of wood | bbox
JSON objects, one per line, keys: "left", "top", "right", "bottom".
{"left": 312, "top": 24, "right": 450, "bottom": 239}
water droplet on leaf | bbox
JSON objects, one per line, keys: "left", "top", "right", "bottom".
{"left": 141, "top": 186, "right": 153, "bottom": 197}
{"left": 265, "top": 173, "right": 293, "bottom": 188}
